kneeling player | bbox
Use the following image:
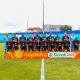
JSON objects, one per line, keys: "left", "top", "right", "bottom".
{"left": 73, "top": 38, "right": 79, "bottom": 51}
{"left": 6, "top": 38, "right": 12, "bottom": 51}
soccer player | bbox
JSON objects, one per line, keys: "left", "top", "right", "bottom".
{"left": 34, "top": 37, "right": 41, "bottom": 51}
{"left": 47, "top": 33, "right": 53, "bottom": 39}
{"left": 73, "top": 38, "right": 79, "bottom": 51}
{"left": 48, "top": 36, "right": 55, "bottom": 51}
{"left": 4, "top": 33, "right": 8, "bottom": 55}
{"left": 62, "top": 32, "right": 69, "bottom": 41}
{"left": 63, "top": 38, "right": 70, "bottom": 51}
{"left": 20, "top": 33, "right": 26, "bottom": 51}
{"left": 27, "top": 37, "right": 34, "bottom": 51}
{"left": 12, "top": 33, "right": 19, "bottom": 50}
{"left": 6, "top": 38, "right": 12, "bottom": 51}
{"left": 55, "top": 34, "right": 60, "bottom": 51}
{"left": 42, "top": 37, "right": 48, "bottom": 51}
{"left": 70, "top": 32, "right": 76, "bottom": 51}
{"left": 57, "top": 39, "right": 63, "bottom": 51}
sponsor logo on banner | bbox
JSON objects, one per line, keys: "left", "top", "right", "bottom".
{"left": 48, "top": 52, "right": 75, "bottom": 58}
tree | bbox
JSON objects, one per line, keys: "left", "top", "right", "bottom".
{"left": 60, "top": 25, "right": 72, "bottom": 31}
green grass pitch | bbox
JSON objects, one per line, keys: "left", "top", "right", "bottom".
{"left": 0, "top": 43, "right": 80, "bottom": 80}
{"left": 0, "top": 43, "right": 41, "bottom": 80}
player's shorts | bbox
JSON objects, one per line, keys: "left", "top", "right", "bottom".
{"left": 14, "top": 46, "right": 18, "bottom": 50}
{"left": 74, "top": 45, "right": 79, "bottom": 50}
{"left": 58, "top": 46, "right": 62, "bottom": 51}
{"left": 7, "top": 46, "right": 12, "bottom": 51}
{"left": 21, "top": 46, "right": 26, "bottom": 51}
{"left": 28, "top": 46, "right": 33, "bottom": 51}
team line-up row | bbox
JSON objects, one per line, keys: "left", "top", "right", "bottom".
{"left": 5, "top": 33, "right": 80, "bottom": 52}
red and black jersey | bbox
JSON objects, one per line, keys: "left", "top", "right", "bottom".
{"left": 62, "top": 36, "right": 69, "bottom": 41}
{"left": 12, "top": 41, "right": 19, "bottom": 47}
{"left": 73, "top": 40, "right": 79, "bottom": 46}
{"left": 20, "top": 41, "right": 26, "bottom": 46}
{"left": 55, "top": 37, "right": 60, "bottom": 41}
{"left": 20, "top": 36, "right": 26, "bottom": 41}
{"left": 57, "top": 41, "right": 63, "bottom": 47}
{"left": 12, "top": 36, "right": 18, "bottom": 41}
{"left": 63, "top": 41, "right": 70, "bottom": 47}
{"left": 48, "top": 40, "right": 55, "bottom": 46}
{"left": 35, "top": 40, "right": 41, "bottom": 46}
{"left": 27, "top": 38, "right": 34, "bottom": 46}
{"left": 42, "top": 40, "right": 48, "bottom": 46}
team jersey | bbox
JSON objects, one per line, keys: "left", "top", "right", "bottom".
{"left": 42, "top": 40, "right": 48, "bottom": 46}
{"left": 20, "top": 41, "right": 26, "bottom": 46}
{"left": 20, "top": 37, "right": 26, "bottom": 41}
{"left": 55, "top": 37, "right": 60, "bottom": 41}
{"left": 63, "top": 41, "right": 70, "bottom": 47}
{"left": 6, "top": 41, "right": 12, "bottom": 47}
{"left": 57, "top": 41, "right": 63, "bottom": 47}
{"left": 73, "top": 40, "right": 79, "bottom": 46}
{"left": 27, "top": 40, "right": 34, "bottom": 46}
{"left": 12, "top": 37, "right": 18, "bottom": 41}
{"left": 36, "top": 40, "right": 41, "bottom": 46}
{"left": 13, "top": 41, "right": 18, "bottom": 46}
{"left": 48, "top": 40, "right": 55, "bottom": 46}
{"left": 62, "top": 36, "right": 69, "bottom": 41}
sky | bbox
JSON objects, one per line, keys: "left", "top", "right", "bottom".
{"left": 0, "top": 0, "right": 80, "bottom": 33}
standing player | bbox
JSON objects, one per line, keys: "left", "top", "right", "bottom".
{"left": 35, "top": 37, "right": 41, "bottom": 51}
{"left": 20, "top": 33, "right": 26, "bottom": 51}
{"left": 62, "top": 32, "right": 70, "bottom": 51}
{"left": 47, "top": 33, "right": 53, "bottom": 39}
{"left": 4, "top": 33, "right": 8, "bottom": 55}
{"left": 48, "top": 36, "right": 55, "bottom": 51}
{"left": 55, "top": 34, "right": 60, "bottom": 51}
{"left": 6, "top": 38, "right": 12, "bottom": 51}
{"left": 42, "top": 37, "right": 48, "bottom": 51}
{"left": 63, "top": 38, "right": 70, "bottom": 51}
{"left": 27, "top": 37, "right": 34, "bottom": 51}
{"left": 57, "top": 39, "right": 63, "bottom": 51}
{"left": 73, "top": 38, "right": 79, "bottom": 51}
{"left": 62, "top": 32, "right": 69, "bottom": 41}
{"left": 12, "top": 33, "right": 19, "bottom": 50}
{"left": 70, "top": 32, "right": 76, "bottom": 51}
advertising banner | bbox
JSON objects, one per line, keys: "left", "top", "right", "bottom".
{"left": 5, "top": 50, "right": 80, "bottom": 59}
{"left": 48, "top": 52, "right": 75, "bottom": 58}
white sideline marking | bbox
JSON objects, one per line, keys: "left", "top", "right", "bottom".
{"left": 40, "top": 59, "right": 45, "bottom": 80}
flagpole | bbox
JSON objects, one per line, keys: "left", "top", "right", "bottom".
{"left": 43, "top": 0, "right": 45, "bottom": 36}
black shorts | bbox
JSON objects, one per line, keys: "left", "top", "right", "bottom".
{"left": 58, "top": 46, "right": 62, "bottom": 51}
{"left": 51, "top": 45, "right": 54, "bottom": 49}
{"left": 28, "top": 46, "right": 33, "bottom": 51}
{"left": 14, "top": 46, "right": 18, "bottom": 50}
{"left": 36, "top": 46, "right": 41, "bottom": 51}
{"left": 21, "top": 46, "right": 26, "bottom": 51}
{"left": 43, "top": 46, "right": 48, "bottom": 51}
{"left": 74, "top": 45, "right": 79, "bottom": 50}
{"left": 64, "top": 45, "right": 69, "bottom": 50}
{"left": 7, "top": 46, "right": 12, "bottom": 51}
{"left": 49, "top": 45, "right": 54, "bottom": 50}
